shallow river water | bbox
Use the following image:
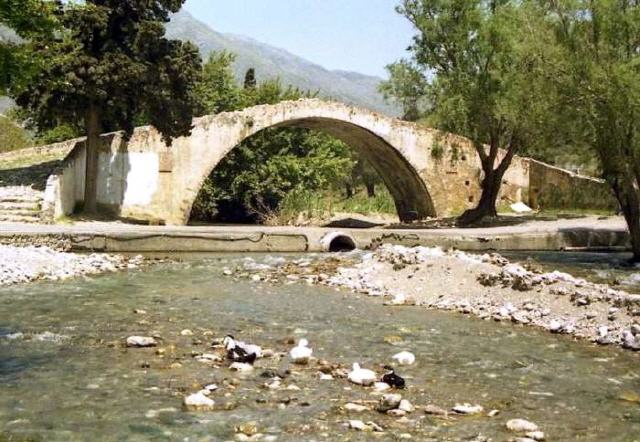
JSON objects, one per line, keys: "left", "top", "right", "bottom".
{"left": 1, "top": 254, "right": 640, "bottom": 441}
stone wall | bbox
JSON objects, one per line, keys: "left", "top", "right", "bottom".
{"left": 528, "top": 159, "right": 618, "bottom": 212}
{"left": 40, "top": 99, "right": 616, "bottom": 224}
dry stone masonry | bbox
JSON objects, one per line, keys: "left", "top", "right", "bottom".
{"left": 25, "top": 99, "right": 616, "bottom": 225}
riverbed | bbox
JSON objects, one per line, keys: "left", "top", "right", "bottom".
{"left": 1, "top": 255, "right": 640, "bottom": 441}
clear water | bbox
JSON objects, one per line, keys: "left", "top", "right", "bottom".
{"left": 1, "top": 255, "right": 640, "bottom": 441}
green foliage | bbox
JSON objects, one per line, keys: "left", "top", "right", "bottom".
{"left": 379, "top": 59, "right": 429, "bottom": 121}
{"left": 243, "top": 67, "right": 256, "bottom": 90}
{"left": 0, "top": 115, "right": 29, "bottom": 152}
{"left": 539, "top": 0, "right": 640, "bottom": 257}
{"left": 7, "top": 0, "right": 202, "bottom": 211}
{"left": 197, "top": 50, "right": 243, "bottom": 114}
{"left": 0, "top": 0, "right": 61, "bottom": 93}
{"left": 35, "top": 123, "right": 79, "bottom": 145}
{"left": 276, "top": 187, "right": 396, "bottom": 225}
{"left": 430, "top": 141, "right": 444, "bottom": 160}
{"left": 390, "top": 0, "right": 559, "bottom": 223}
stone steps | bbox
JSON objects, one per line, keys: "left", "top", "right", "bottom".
{"left": 0, "top": 187, "right": 44, "bottom": 223}
{"left": 0, "top": 201, "right": 41, "bottom": 211}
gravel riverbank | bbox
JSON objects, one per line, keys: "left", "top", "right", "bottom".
{"left": 227, "top": 245, "right": 640, "bottom": 353}
{"left": 0, "top": 244, "right": 144, "bottom": 286}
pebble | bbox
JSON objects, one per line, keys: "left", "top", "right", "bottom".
{"left": 183, "top": 392, "right": 215, "bottom": 411}
{"left": 373, "top": 382, "right": 391, "bottom": 392}
{"left": 126, "top": 336, "right": 157, "bottom": 347}
{"left": 230, "top": 362, "right": 254, "bottom": 372}
{"left": 506, "top": 418, "right": 539, "bottom": 433}
{"left": 526, "top": 431, "right": 546, "bottom": 441}
{"left": 377, "top": 394, "right": 402, "bottom": 412}
{"left": 236, "top": 421, "right": 259, "bottom": 436}
{"left": 344, "top": 403, "right": 368, "bottom": 412}
{"left": 452, "top": 403, "right": 484, "bottom": 415}
{"left": 0, "top": 245, "right": 141, "bottom": 286}
{"left": 348, "top": 420, "right": 369, "bottom": 431}
{"left": 398, "top": 399, "right": 415, "bottom": 413}
{"left": 547, "top": 320, "right": 562, "bottom": 333}
{"left": 424, "top": 404, "right": 448, "bottom": 416}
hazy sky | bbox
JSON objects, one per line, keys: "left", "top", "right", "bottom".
{"left": 182, "top": 0, "right": 416, "bottom": 78}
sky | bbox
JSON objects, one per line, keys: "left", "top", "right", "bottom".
{"left": 182, "top": 0, "right": 416, "bottom": 78}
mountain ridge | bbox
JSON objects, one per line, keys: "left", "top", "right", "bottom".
{"left": 165, "top": 10, "right": 398, "bottom": 116}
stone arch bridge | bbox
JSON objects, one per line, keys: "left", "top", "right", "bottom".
{"left": 43, "top": 99, "right": 614, "bottom": 224}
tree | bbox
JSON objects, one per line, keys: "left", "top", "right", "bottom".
{"left": 379, "top": 59, "right": 429, "bottom": 121}
{"left": 0, "top": 115, "right": 29, "bottom": 152}
{"left": 542, "top": 0, "right": 640, "bottom": 260}
{"left": 390, "top": 0, "right": 557, "bottom": 224}
{"left": 0, "top": 0, "right": 61, "bottom": 93}
{"left": 197, "top": 50, "right": 243, "bottom": 114}
{"left": 243, "top": 67, "right": 257, "bottom": 90}
{"left": 8, "top": 0, "right": 202, "bottom": 213}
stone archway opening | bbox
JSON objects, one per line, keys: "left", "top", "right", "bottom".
{"left": 185, "top": 115, "right": 436, "bottom": 226}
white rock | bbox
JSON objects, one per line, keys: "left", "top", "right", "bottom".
{"left": 452, "top": 403, "right": 484, "bottom": 415}
{"left": 348, "top": 420, "right": 368, "bottom": 431}
{"left": 392, "top": 351, "right": 416, "bottom": 365}
{"left": 126, "top": 336, "right": 157, "bottom": 347}
{"left": 373, "top": 382, "right": 391, "bottom": 392}
{"left": 398, "top": 399, "right": 414, "bottom": 413}
{"left": 229, "top": 362, "right": 254, "bottom": 372}
{"left": 526, "top": 431, "right": 545, "bottom": 441}
{"left": 506, "top": 419, "right": 539, "bottom": 433}
{"left": 183, "top": 392, "right": 215, "bottom": 411}
{"left": 344, "top": 403, "right": 368, "bottom": 412}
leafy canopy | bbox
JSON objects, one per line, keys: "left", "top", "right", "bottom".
{"left": 10, "top": 0, "right": 202, "bottom": 143}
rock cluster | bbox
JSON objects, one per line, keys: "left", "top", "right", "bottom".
{"left": 0, "top": 244, "right": 144, "bottom": 286}
{"left": 226, "top": 244, "right": 640, "bottom": 353}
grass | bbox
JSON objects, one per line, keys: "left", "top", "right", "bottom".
{"left": 0, "top": 152, "right": 66, "bottom": 171}
{"left": 273, "top": 187, "right": 396, "bottom": 225}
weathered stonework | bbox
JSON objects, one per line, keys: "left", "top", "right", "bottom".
{"left": 41, "top": 99, "right": 616, "bottom": 225}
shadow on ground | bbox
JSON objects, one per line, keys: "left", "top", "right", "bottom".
{"left": 0, "top": 160, "right": 62, "bottom": 190}
{"left": 386, "top": 213, "right": 612, "bottom": 230}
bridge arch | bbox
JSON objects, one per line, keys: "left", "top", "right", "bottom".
{"left": 174, "top": 99, "right": 437, "bottom": 225}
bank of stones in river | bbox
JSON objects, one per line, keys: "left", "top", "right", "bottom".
{"left": 0, "top": 244, "right": 147, "bottom": 286}
{"left": 224, "top": 245, "right": 640, "bottom": 353}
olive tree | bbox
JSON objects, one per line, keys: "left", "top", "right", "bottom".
{"left": 385, "top": 0, "right": 557, "bottom": 224}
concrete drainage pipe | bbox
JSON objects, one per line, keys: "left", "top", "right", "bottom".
{"left": 320, "top": 231, "right": 357, "bottom": 252}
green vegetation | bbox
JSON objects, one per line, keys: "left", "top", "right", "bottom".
{"left": 275, "top": 188, "right": 396, "bottom": 225}
{"left": 0, "top": 115, "right": 28, "bottom": 152}
{"left": 5, "top": 0, "right": 202, "bottom": 214}
{"left": 382, "top": 0, "right": 558, "bottom": 225}
{"left": 539, "top": 1, "right": 640, "bottom": 260}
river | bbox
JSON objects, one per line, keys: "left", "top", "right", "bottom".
{"left": 1, "top": 253, "right": 639, "bottom": 441}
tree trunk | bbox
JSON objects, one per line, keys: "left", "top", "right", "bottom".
{"left": 83, "top": 104, "right": 101, "bottom": 214}
{"left": 366, "top": 181, "right": 376, "bottom": 198}
{"left": 345, "top": 182, "right": 354, "bottom": 199}
{"left": 611, "top": 177, "right": 640, "bottom": 262}
{"left": 458, "top": 171, "right": 502, "bottom": 225}
{"left": 458, "top": 141, "right": 516, "bottom": 226}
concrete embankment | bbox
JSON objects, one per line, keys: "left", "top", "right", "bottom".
{"left": 0, "top": 216, "right": 630, "bottom": 254}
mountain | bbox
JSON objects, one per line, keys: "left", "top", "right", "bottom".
{"left": 0, "top": 12, "right": 400, "bottom": 117}
{"left": 166, "top": 10, "right": 399, "bottom": 116}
